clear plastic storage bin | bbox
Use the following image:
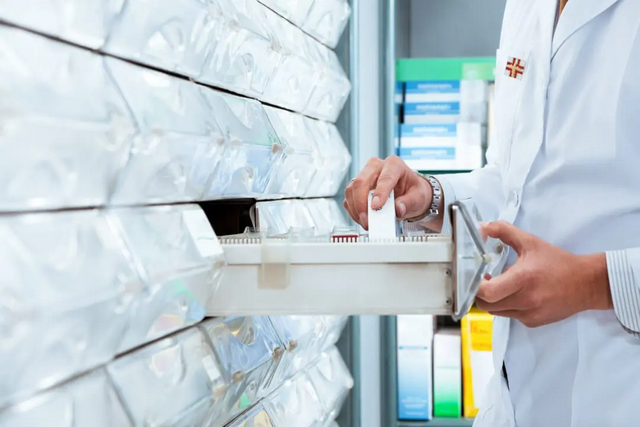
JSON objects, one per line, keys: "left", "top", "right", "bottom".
{"left": 264, "top": 107, "right": 319, "bottom": 197}
{"left": 111, "top": 204, "right": 225, "bottom": 353}
{"left": 104, "top": 0, "right": 217, "bottom": 77}
{"left": 261, "top": 14, "right": 318, "bottom": 114}
{"left": 0, "top": 210, "right": 139, "bottom": 405}
{"left": 302, "top": 0, "right": 351, "bottom": 49}
{"left": 199, "top": 317, "right": 284, "bottom": 424}
{"left": 0, "top": 370, "right": 132, "bottom": 427}
{"left": 202, "top": 90, "right": 284, "bottom": 198}
{"left": 0, "top": 27, "right": 134, "bottom": 212}
{"left": 0, "top": 0, "right": 125, "bottom": 49}
{"left": 199, "top": 0, "right": 280, "bottom": 99}
{"left": 304, "top": 119, "right": 351, "bottom": 198}
{"left": 107, "top": 59, "right": 225, "bottom": 205}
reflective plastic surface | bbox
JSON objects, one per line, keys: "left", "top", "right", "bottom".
{"left": 202, "top": 90, "right": 284, "bottom": 198}
{"left": 105, "top": 0, "right": 217, "bottom": 77}
{"left": 108, "top": 328, "right": 225, "bottom": 426}
{"left": 200, "top": 317, "right": 283, "bottom": 422}
{"left": 227, "top": 404, "right": 275, "bottom": 427}
{"left": 264, "top": 107, "right": 318, "bottom": 198}
{"left": 305, "top": 119, "right": 351, "bottom": 198}
{"left": 0, "top": 210, "right": 139, "bottom": 405}
{"left": 200, "top": 0, "right": 280, "bottom": 98}
{"left": 304, "top": 42, "right": 351, "bottom": 123}
{"left": 303, "top": 0, "right": 351, "bottom": 49}
{"left": 0, "top": 27, "right": 134, "bottom": 212}
{"left": 112, "top": 204, "right": 224, "bottom": 353}
{"left": 0, "top": 370, "right": 132, "bottom": 427}
{"left": 306, "top": 346, "right": 354, "bottom": 424}
{"left": 303, "top": 199, "right": 349, "bottom": 235}
{"left": 257, "top": 0, "right": 315, "bottom": 28}
{"left": 262, "top": 13, "right": 318, "bottom": 114}
{"left": 255, "top": 200, "right": 316, "bottom": 237}
{"left": 108, "top": 59, "right": 225, "bottom": 205}
{"left": 0, "top": 0, "right": 125, "bottom": 48}
{"left": 264, "top": 372, "right": 324, "bottom": 426}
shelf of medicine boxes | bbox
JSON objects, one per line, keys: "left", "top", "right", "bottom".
{"left": 398, "top": 418, "right": 474, "bottom": 427}
{"left": 0, "top": 23, "right": 352, "bottom": 211}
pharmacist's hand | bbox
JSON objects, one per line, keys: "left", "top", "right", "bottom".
{"left": 343, "top": 156, "right": 432, "bottom": 230}
{"left": 475, "top": 222, "right": 612, "bottom": 328}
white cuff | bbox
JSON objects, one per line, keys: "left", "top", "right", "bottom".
{"left": 607, "top": 249, "right": 640, "bottom": 334}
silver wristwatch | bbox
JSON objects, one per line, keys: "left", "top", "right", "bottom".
{"left": 409, "top": 174, "right": 443, "bottom": 223}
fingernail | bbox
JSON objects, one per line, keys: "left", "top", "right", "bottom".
{"left": 397, "top": 202, "right": 406, "bottom": 218}
{"left": 372, "top": 196, "right": 381, "bottom": 210}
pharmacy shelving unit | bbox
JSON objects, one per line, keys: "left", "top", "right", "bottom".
{"left": 0, "top": 0, "right": 358, "bottom": 425}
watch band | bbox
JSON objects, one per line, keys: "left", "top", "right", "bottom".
{"left": 408, "top": 174, "right": 442, "bottom": 223}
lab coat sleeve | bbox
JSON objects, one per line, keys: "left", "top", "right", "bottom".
{"left": 606, "top": 249, "right": 640, "bottom": 335}
{"left": 402, "top": 163, "right": 505, "bottom": 236}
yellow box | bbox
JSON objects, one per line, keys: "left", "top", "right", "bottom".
{"left": 461, "top": 308, "right": 494, "bottom": 418}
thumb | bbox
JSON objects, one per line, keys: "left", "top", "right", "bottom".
{"left": 395, "top": 186, "right": 430, "bottom": 220}
{"left": 481, "top": 221, "right": 531, "bottom": 254}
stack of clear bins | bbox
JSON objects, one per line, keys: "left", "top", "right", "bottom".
{"left": 0, "top": 316, "right": 352, "bottom": 427}
{"left": 0, "top": 204, "right": 225, "bottom": 407}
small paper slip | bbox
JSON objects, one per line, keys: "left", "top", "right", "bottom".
{"left": 368, "top": 190, "right": 398, "bottom": 240}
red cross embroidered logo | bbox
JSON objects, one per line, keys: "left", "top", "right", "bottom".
{"left": 505, "top": 57, "right": 526, "bottom": 80}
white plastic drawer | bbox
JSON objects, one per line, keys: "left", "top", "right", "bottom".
{"left": 110, "top": 204, "right": 225, "bottom": 353}
{"left": 306, "top": 346, "right": 354, "bottom": 425}
{"left": 209, "top": 202, "right": 503, "bottom": 319}
{"left": 0, "top": 0, "right": 125, "bottom": 49}
{"left": 199, "top": 0, "right": 279, "bottom": 98}
{"left": 0, "top": 210, "right": 140, "bottom": 405}
{"left": 263, "top": 107, "right": 318, "bottom": 197}
{"left": 202, "top": 91, "right": 284, "bottom": 198}
{"left": 105, "top": 0, "right": 214, "bottom": 77}
{"left": 227, "top": 404, "right": 276, "bottom": 427}
{"left": 199, "top": 317, "right": 284, "bottom": 422}
{"left": 263, "top": 372, "right": 324, "bottom": 427}
{"left": 107, "top": 59, "right": 225, "bottom": 205}
{"left": 0, "top": 370, "right": 131, "bottom": 427}
{"left": 257, "top": 0, "right": 315, "bottom": 27}
{"left": 108, "top": 328, "right": 225, "bottom": 426}
{"left": 0, "top": 27, "right": 134, "bottom": 211}
{"left": 302, "top": 0, "right": 351, "bottom": 49}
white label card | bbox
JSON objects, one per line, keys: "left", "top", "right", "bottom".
{"left": 368, "top": 190, "right": 398, "bottom": 240}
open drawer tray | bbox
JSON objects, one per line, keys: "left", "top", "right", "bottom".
{"left": 209, "top": 202, "right": 503, "bottom": 321}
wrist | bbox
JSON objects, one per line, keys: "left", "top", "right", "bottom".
{"left": 406, "top": 174, "right": 438, "bottom": 223}
{"left": 578, "top": 253, "right": 613, "bottom": 311}
{"left": 407, "top": 173, "right": 434, "bottom": 222}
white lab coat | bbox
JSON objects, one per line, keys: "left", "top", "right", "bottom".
{"left": 434, "top": 0, "right": 640, "bottom": 425}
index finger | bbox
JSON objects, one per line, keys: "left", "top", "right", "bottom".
{"left": 481, "top": 221, "right": 530, "bottom": 255}
{"left": 476, "top": 267, "right": 524, "bottom": 303}
{"left": 371, "top": 157, "right": 405, "bottom": 210}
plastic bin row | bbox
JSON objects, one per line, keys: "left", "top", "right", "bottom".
{"left": 255, "top": 198, "right": 350, "bottom": 237}
{"left": 0, "top": 26, "right": 351, "bottom": 213}
{"left": 257, "top": 0, "right": 350, "bottom": 49}
{"left": 0, "top": 317, "right": 352, "bottom": 427}
{"left": 0, "top": 0, "right": 351, "bottom": 121}
{"left": 0, "top": 200, "right": 349, "bottom": 408}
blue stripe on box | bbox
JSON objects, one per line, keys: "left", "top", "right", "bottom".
{"left": 399, "top": 147, "right": 456, "bottom": 160}
{"left": 401, "top": 124, "right": 458, "bottom": 137}
{"left": 404, "top": 102, "right": 461, "bottom": 115}
{"left": 405, "top": 80, "right": 461, "bottom": 94}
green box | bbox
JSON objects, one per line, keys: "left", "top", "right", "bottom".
{"left": 397, "top": 57, "right": 496, "bottom": 82}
